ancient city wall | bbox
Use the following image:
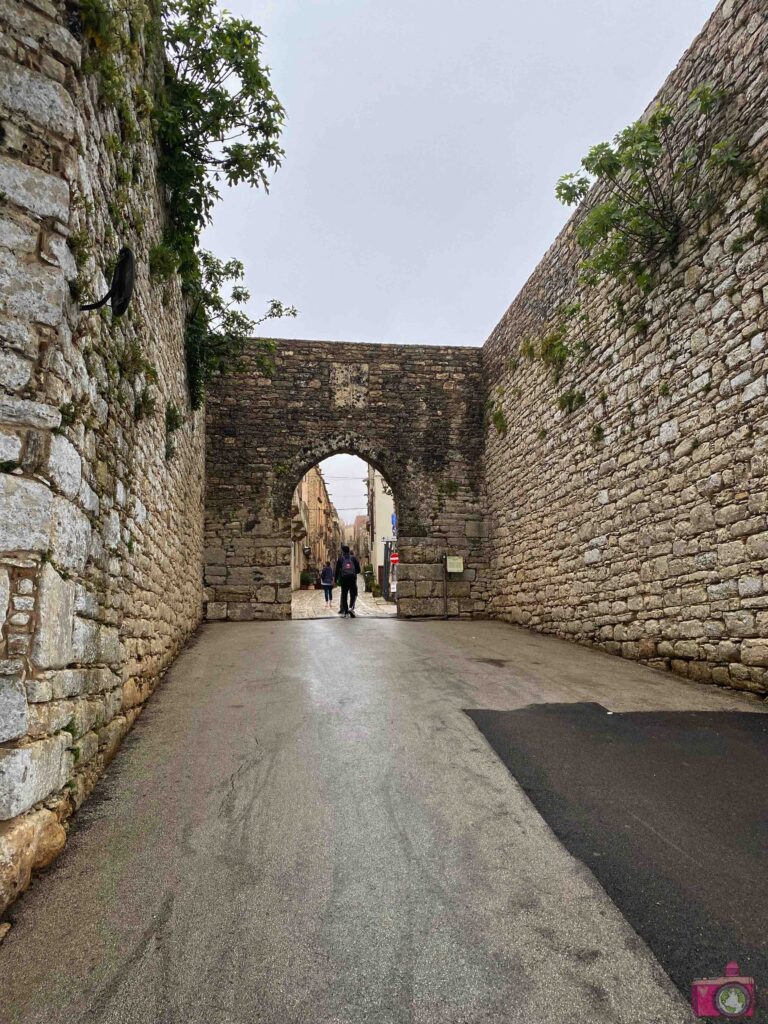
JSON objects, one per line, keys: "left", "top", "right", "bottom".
{"left": 483, "top": 0, "right": 768, "bottom": 692}
{"left": 0, "top": 0, "right": 205, "bottom": 910}
{"left": 204, "top": 339, "right": 487, "bottom": 620}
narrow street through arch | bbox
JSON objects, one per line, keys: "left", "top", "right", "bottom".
{"left": 289, "top": 454, "right": 400, "bottom": 620}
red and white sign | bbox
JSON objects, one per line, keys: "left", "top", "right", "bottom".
{"left": 389, "top": 552, "right": 399, "bottom": 565}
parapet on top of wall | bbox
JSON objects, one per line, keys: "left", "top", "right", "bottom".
{"left": 0, "top": 0, "right": 205, "bottom": 912}
{"left": 482, "top": 0, "right": 768, "bottom": 692}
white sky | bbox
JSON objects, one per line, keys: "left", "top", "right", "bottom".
{"left": 214, "top": 0, "right": 719, "bottom": 523}
{"left": 202, "top": 0, "right": 718, "bottom": 347}
{"left": 318, "top": 453, "right": 369, "bottom": 526}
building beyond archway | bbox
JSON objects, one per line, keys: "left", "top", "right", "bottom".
{"left": 204, "top": 339, "right": 488, "bottom": 620}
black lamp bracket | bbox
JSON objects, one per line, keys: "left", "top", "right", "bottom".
{"left": 79, "top": 246, "right": 135, "bottom": 318}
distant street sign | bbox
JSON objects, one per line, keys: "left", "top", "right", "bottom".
{"left": 390, "top": 552, "right": 399, "bottom": 565}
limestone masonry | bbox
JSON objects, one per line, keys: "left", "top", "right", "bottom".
{"left": 0, "top": 0, "right": 204, "bottom": 911}
{"left": 0, "top": 0, "right": 766, "bottom": 914}
{"left": 204, "top": 339, "right": 487, "bottom": 620}
{"left": 483, "top": 0, "right": 767, "bottom": 695}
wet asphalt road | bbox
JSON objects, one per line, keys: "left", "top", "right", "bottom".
{"left": 0, "top": 619, "right": 763, "bottom": 1024}
{"left": 468, "top": 702, "right": 768, "bottom": 1018}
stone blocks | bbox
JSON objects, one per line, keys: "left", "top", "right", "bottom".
{"left": 0, "top": 808, "right": 67, "bottom": 914}
{"left": 481, "top": 0, "right": 768, "bottom": 694}
{"left": 0, "top": 735, "right": 70, "bottom": 819}
{"left": 0, "top": 475, "right": 53, "bottom": 553}
{"left": 31, "top": 563, "right": 74, "bottom": 669}
{"left": 205, "top": 340, "right": 487, "bottom": 621}
{"left": 0, "top": 661, "right": 27, "bottom": 742}
{"left": 0, "top": 0, "right": 205, "bottom": 902}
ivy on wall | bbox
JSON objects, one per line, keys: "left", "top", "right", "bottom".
{"left": 156, "top": 0, "right": 297, "bottom": 408}
{"left": 74, "top": 0, "right": 296, "bottom": 423}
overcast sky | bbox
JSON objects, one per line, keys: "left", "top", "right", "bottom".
{"left": 319, "top": 453, "right": 368, "bottom": 527}
{"left": 210, "top": 0, "right": 719, "bottom": 525}
{"left": 203, "top": 0, "right": 718, "bottom": 349}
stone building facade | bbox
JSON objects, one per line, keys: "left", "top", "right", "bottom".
{"left": 204, "top": 339, "right": 488, "bottom": 620}
{"left": 291, "top": 465, "right": 343, "bottom": 589}
{"left": 482, "top": 0, "right": 768, "bottom": 692}
{"left": 367, "top": 465, "right": 396, "bottom": 586}
{"left": 352, "top": 514, "right": 370, "bottom": 563}
{"left": 0, "top": 1, "right": 204, "bottom": 911}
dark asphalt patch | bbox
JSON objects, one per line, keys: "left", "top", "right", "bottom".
{"left": 466, "top": 703, "right": 768, "bottom": 1016}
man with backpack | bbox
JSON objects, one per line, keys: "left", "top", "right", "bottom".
{"left": 336, "top": 545, "right": 361, "bottom": 618}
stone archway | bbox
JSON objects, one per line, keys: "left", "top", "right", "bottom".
{"left": 287, "top": 448, "right": 398, "bottom": 616}
{"left": 204, "top": 339, "right": 488, "bottom": 620}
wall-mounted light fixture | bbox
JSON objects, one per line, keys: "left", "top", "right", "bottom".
{"left": 79, "top": 246, "right": 135, "bottom": 318}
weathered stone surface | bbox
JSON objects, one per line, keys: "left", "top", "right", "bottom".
{"left": 0, "top": 735, "right": 70, "bottom": 819}
{"left": 205, "top": 340, "right": 487, "bottom": 621}
{"left": 0, "top": 569, "right": 9, "bottom": 626}
{"left": 0, "top": 155, "right": 69, "bottom": 223}
{"left": 0, "top": 660, "right": 27, "bottom": 742}
{"left": 49, "top": 497, "right": 90, "bottom": 572}
{"left": 0, "top": 677, "right": 28, "bottom": 742}
{"left": 0, "top": 808, "right": 67, "bottom": 913}
{"left": 0, "top": 0, "right": 203, "bottom": 870}
{"left": 0, "top": 432, "right": 22, "bottom": 464}
{"left": 741, "top": 641, "right": 768, "bottom": 668}
{"left": 0, "top": 475, "right": 52, "bottom": 552}
{"left": 0, "top": 348, "right": 33, "bottom": 390}
{"left": 31, "top": 563, "right": 74, "bottom": 669}
{"left": 45, "top": 434, "right": 81, "bottom": 499}
{"left": 0, "top": 55, "right": 75, "bottom": 137}
{"left": 0, "top": 210, "right": 38, "bottom": 253}
{"left": 481, "top": 0, "right": 768, "bottom": 695}
{"left": 0, "top": 249, "right": 68, "bottom": 328}
{"left": 71, "top": 618, "right": 119, "bottom": 666}
{"left": 0, "top": 396, "right": 61, "bottom": 429}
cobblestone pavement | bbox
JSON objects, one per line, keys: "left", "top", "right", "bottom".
{"left": 291, "top": 577, "right": 397, "bottom": 618}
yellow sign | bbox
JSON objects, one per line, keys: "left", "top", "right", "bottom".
{"left": 446, "top": 556, "right": 464, "bottom": 573}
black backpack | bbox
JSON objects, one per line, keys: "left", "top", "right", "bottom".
{"left": 340, "top": 555, "right": 356, "bottom": 578}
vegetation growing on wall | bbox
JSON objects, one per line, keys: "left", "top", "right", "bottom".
{"left": 156, "top": 0, "right": 297, "bottom": 408}
{"left": 183, "top": 254, "right": 292, "bottom": 409}
{"left": 75, "top": 0, "right": 296, "bottom": 424}
{"left": 512, "top": 81, "right": 758, "bottom": 428}
{"left": 556, "top": 83, "right": 754, "bottom": 293}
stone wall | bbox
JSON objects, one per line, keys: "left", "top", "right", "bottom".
{"left": 0, "top": 0, "right": 205, "bottom": 911}
{"left": 205, "top": 339, "right": 487, "bottom": 619}
{"left": 483, "top": 0, "right": 768, "bottom": 692}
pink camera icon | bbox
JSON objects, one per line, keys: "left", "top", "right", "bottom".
{"left": 691, "top": 962, "right": 755, "bottom": 1018}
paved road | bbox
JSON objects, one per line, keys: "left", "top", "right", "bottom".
{"left": 468, "top": 702, "right": 768, "bottom": 1018}
{"left": 291, "top": 578, "right": 396, "bottom": 618}
{"left": 0, "top": 619, "right": 761, "bottom": 1024}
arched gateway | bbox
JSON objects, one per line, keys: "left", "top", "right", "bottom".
{"left": 204, "top": 339, "right": 488, "bottom": 619}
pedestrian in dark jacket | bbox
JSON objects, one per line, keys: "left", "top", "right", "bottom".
{"left": 335, "top": 545, "right": 360, "bottom": 617}
{"left": 320, "top": 561, "right": 334, "bottom": 605}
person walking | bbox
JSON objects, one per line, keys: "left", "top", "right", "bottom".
{"left": 336, "top": 545, "right": 360, "bottom": 618}
{"left": 320, "top": 560, "right": 334, "bottom": 607}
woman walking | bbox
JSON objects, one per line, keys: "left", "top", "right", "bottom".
{"left": 320, "top": 561, "right": 335, "bottom": 607}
